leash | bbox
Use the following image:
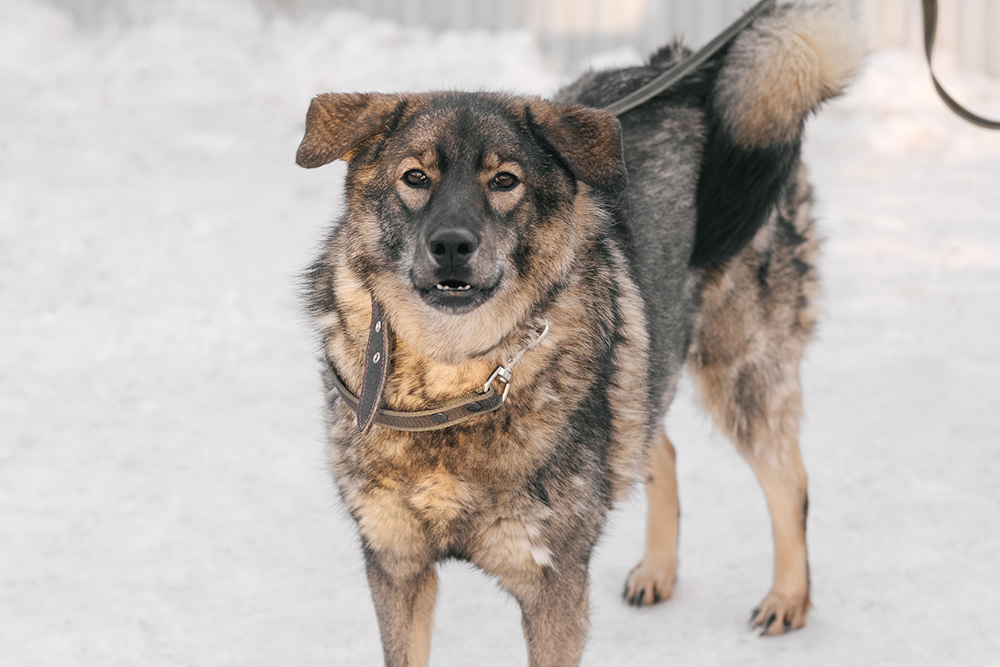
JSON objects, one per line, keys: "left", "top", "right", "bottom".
{"left": 602, "top": 0, "right": 775, "bottom": 117}
{"left": 921, "top": 0, "right": 1000, "bottom": 129}
{"left": 329, "top": 299, "right": 549, "bottom": 433}
{"left": 602, "top": 0, "right": 999, "bottom": 129}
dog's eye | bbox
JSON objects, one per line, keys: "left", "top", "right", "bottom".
{"left": 402, "top": 169, "right": 430, "bottom": 189}
{"left": 490, "top": 172, "right": 519, "bottom": 191}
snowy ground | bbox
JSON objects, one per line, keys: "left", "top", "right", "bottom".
{"left": 2, "top": 1, "right": 999, "bottom": 665}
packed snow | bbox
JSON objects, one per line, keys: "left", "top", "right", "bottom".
{"left": 1, "top": 1, "right": 998, "bottom": 665}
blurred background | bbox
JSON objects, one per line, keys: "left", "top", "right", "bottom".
{"left": 33, "top": 0, "right": 1000, "bottom": 74}
{"left": 2, "top": 1, "right": 998, "bottom": 666}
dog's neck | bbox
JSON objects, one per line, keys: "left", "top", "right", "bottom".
{"left": 328, "top": 292, "right": 550, "bottom": 433}
{"left": 321, "top": 256, "right": 555, "bottom": 424}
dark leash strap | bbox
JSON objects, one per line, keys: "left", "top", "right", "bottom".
{"left": 921, "top": 0, "right": 1000, "bottom": 130}
{"left": 602, "top": 0, "right": 776, "bottom": 117}
{"left": 603, "top": 0, "right": 1000, "bottom": 130}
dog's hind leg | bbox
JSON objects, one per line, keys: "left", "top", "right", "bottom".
{"left": 624, "top": 427, "right": 679, "bottom": 606}
{"left": 741, "top": 432, "right": 810, "bottom": 636}
{"left": 690, "top": 341, "right": 811, "bottom": 636}
{"left": 363, "top": 551, "right": 438, "bottom": 667}
{"left": 687, "top": 191, "right": 820, "bottom": 635}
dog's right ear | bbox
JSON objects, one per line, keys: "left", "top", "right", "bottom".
{"left": 296, "top": 93, "right": 408, "bottom": 168}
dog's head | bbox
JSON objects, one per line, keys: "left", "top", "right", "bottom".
{"left": 298, "top": 92, "right": 625, "bottom": 363}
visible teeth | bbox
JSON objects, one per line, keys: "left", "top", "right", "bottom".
{"left": 436, "top": 282, "right": 471, "bottom": 291}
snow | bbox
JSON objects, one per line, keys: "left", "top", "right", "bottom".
{"left": 1, "top": 1, "right": 998, "bottom": 665}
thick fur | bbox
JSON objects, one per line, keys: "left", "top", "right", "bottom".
{"left": 298, "top": 2, "right": 862, "bottom": 664}
{"left": 697, "top": 0, "right": 863, "bottom": 267}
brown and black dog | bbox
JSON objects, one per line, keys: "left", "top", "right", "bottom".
{"left": 296, "top": 2, "right": 862, "bottom": 665}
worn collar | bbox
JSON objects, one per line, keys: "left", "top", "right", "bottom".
{"left": 328, "top": 296, "right": 549, "bottom": 433}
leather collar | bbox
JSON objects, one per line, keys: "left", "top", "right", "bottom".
{"left": 328, "top": 296, "right": 548, "bottom": 433}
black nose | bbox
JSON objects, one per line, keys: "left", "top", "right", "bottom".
{"left": 426, "top": 227, "right": 479, "bottom": 268}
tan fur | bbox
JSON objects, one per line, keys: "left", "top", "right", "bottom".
{"left": 478, "top": 157, "right": 526, "bottom": 216}
{"left": 683, "top": 163, "right": 818, "bottom": 634}
{"left": 746, "top": 454, "right": 810, "bottom": 635}
{"left": 524, "top": 99, "right": 627, "bottom": 191}
{"left": 715, "top": 0, "right": 865, "bottom": 147}
{"left": 395, "top": 153, "right": 438, "bottom": 210}
{"left": 624, "top": 429, "right": 679, "bottom": 606}
{"left": 407, "top": 572, "right": 438, "bottom": 667}
{"left": 603, "top": 295, "right": 652, "bottom": 500}
{"left": 297, "top": 93, "right": 416, "bottom": 167}
{"left": 327, "top": 199, "right": 643, "bottom": 496}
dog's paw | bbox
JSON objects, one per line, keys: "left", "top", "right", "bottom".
{"left": 622, "top": 559, "right": 676, "bottom": 607}
{"left": 749, "top": 589, "right": 810, "bottom": 636}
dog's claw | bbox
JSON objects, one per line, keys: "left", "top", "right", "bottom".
{"left": 626, "top": 587, "right": 645, "bottom": 607}
{"left": 761, "top": 613, "right": 777, "bottom": 636}
{"left": 623, "top": 560, "right": 675, "bottom": 607}
{"left": 749, "top": 590, "right": 810, "bottom": 636}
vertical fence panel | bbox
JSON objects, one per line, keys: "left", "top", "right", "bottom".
{"left": 863, "top": 0, "right": 907, "bottom": 50}
{"left": 987, "top": 2, "right": 1000, "bottom": 76}
{"left": 957, "top": 0, "right": 986, "bottom": 72}
{"left": 936, "top": 0, "right": 958, "bottom": 51}
{"left": 862, "top": 0, "right": 998, "bottom": 74}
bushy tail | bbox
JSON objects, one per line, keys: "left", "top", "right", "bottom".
{"left": 692, "top": 0, "right": 864, "bottom": 267}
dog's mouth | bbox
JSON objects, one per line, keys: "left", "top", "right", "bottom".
{"left": 416, "top": 275, "right": 501, "bottom": 313}
{"left": 435, "top": 279, "right": 473, "bottom": 292}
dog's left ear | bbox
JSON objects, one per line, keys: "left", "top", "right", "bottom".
{"left": 526, "top": 101, "right": 627, "bottom": 195}
{"left": 296, "top": 92, "right": 409, "bottom": 168}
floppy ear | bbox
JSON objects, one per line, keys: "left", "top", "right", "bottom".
{"left": 526, "top": 100, "right": 627, "bottom": 194}
{"left": 296, "top": 93, "right": 407, "bottom": 168}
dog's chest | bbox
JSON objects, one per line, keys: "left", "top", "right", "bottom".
{"left": 336, "top": 424, "right": 559, "bottom": 565}
{"left": 406, "top": 462, "right": 477, "bottom": 526}
{"left": 410, "top": 467, "right": 555, "bottom": 568}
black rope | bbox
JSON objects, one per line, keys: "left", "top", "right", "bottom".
{"left": 921, "top": 0, "right": 1000, "bottom": 130}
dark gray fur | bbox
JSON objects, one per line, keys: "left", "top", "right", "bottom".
{"left": 557, "top": 44, "right": 733, "bottom": 432}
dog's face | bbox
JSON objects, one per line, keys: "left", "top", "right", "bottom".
{"left": 298, "top": 92, "right": 626, "bottom": 362}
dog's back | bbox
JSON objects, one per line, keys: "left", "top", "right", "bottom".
{"left": 556, "top": 1, "right": 863, "bottom": 423}
{"left": 556, "top": 1, "right": 863, "bottom": 634}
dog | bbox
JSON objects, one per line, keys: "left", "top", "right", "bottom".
{"left": 295, "top": 2, "right": 862, "bottom": 664}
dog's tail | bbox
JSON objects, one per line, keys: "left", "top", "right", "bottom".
{"left": 692, "top": 0, "right": 865, "bottom": 267}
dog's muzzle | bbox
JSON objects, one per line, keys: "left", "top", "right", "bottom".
{"left": 414, "top": 225, "right": 500, "bottom": 311}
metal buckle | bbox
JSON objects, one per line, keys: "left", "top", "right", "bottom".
{"left": 483, "top": 365, "right": 513, "bottom": 402}
{"left": 478, "top": 321, "right": 549, "bottom": 404}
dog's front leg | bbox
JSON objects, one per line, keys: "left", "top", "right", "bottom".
{"left": 508, "top": 566, "right": 591, "bottom": 667}
{"left": 624, "top": 428, "right": 679, "bottom": 606}
{"left": 363, "top": 546, "right": 438, "bottom": 667}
